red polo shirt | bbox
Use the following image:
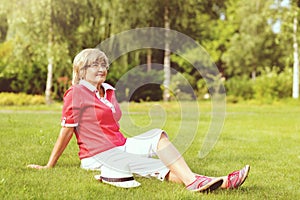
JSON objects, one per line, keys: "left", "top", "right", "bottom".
{"left": 61, "top": 80, "right": 126, "bottom": 159}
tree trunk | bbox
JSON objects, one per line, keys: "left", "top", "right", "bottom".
{"left": 147, "top": 49, "right": 152, "bottom": 72}
{"left": 251, "top": 70, "right": 256, "bottom": 81}
{"left": 292, "top": 13, "right": 299, "bottom": 99}
{"left": 45, "top": 59, "right": 53, "bottom": 104}
{"left": 163, "top": 0, "right": 171, "bottom": 101}
{"left": 45, "top": 0, "right": 53, "bottom": 105}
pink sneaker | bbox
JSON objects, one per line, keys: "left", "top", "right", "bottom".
{"left": 226, "top": 165, "right": 250, "bottom": 189}
{"left": 186, "top": 175, "right": 223, "bottom": 193}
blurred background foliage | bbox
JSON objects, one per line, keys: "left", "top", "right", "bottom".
{"left": 0, "top": 0, "right": 299, "bottom": 104}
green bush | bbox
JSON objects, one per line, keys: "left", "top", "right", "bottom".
{"left": 115, "top": 66, "right": 164, "bottom": 102}
{"left": 224, "top": 67, "right": 294, "bottom": 103}
{"left": 169, "top": 73, "right": 195, "bottom": 101}
{"left": 225, "top": 75, "right": 255, "bottom": 101}
{"left": 0, "top": 92, "right": 45, "bottom": 106}
{"left": 253, "top": 67, "right": 293, "bottom": 102}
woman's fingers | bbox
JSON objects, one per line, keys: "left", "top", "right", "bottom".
{"left": 27, "top": 164, "right": 47, "bottom": 169}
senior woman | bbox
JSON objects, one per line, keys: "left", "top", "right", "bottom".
{"left": 28, "top": 48, "right": 249, "bottom": 192}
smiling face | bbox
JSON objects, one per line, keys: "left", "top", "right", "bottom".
{"left": 85, "top": 60, "right": 108, "bottom": 87}
{"left": 72, "top": 49, "right": 109, "bottom": 86}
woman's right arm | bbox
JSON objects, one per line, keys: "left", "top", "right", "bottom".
{"left": 27, "top": 127, "right": 74, "bottom": 169}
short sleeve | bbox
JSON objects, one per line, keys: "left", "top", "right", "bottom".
{"left": 61, "top": 86, "right": 81, "bottom": 127}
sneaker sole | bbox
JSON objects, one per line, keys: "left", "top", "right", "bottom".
{"left": 191, "top": 178, "right": 223, "bottom": 192}
{"left": 238, "top": 165, "right": 250, "bottom": 188}
{"left": 202, "top": 179, "right": 223, "bottom": 193}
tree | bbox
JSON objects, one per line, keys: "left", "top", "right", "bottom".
{"left": 2, "top": 0, "right": 296, "bottom": 101}
{"left": 45, "top": 0, "right": 53, "bottom": 104}
{"left": 292, "top": 0, "right": 299, "bottom": 99}
{"left": 1, "top": 0, "right": 112, "bottom": 99}
{"left": 275, "top": 0, "right": 300, "bottom": 99}
{"left": 222, "top": 0, "right": 276, "bottom": 79}
{"left": 3, "top": 0, "right": 49, "bottom": 94}
{"left": 163, "top": 0, "right": 171, "bottom": 101}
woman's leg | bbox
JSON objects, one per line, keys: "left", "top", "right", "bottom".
{"left": 156, "top": 134, "right": 197, "bottom": 185}
{"left": 125, "top": 129, "right": 223, "bottom": 192}
{"left": 165, "top": 171, "right": 184, "bottom": 183}
{"left": 156, "top": 134, "right": 224, "bottom": 192}
{"left": 157, "top": 133, "right": 249, "bottom": 191}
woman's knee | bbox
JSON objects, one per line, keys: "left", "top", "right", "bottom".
{"left": 159, "top": 131, "right": 168, "bottom": 141}
{"left": 158, "top": 132, "right": 170, "bottom": 150}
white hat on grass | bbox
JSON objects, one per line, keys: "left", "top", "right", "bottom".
{"left": 94, "top": 165, "right": 141, "bottom": 188}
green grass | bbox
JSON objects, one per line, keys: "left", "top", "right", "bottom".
{"left": 0, "top": 101, "right": 299, "bottom": 199}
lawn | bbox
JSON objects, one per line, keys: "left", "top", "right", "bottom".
{"left": 0, "top": 101, "right": 299, "bottom": 199}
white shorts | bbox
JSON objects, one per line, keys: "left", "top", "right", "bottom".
{"left": 81, "top": 128, "right": 170, "bottom": 181}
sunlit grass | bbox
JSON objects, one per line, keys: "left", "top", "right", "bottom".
{"left": 0, "top": 101, "right": 299, "bottom": 199}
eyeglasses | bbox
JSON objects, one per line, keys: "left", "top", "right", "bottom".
{"left": 87, "top": 62, "right": 109, "bottom": 70}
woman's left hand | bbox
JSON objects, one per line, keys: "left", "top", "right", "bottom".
{"left": 27, "top": 164, "right": 50, "bottom": 170}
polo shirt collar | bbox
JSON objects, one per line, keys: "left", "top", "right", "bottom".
{"left": 79, "top": 80, "right": 115, "bottom": 92}
{"left": 102, "top": 82, "right": 116, "bottom": 91}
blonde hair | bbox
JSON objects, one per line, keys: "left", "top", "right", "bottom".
{"left": 72, "top": 48, "right": 109, "bottom": 85}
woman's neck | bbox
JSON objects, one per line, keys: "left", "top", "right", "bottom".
{"left": 97, "top": 84, "right": 105, "bottom": 97}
